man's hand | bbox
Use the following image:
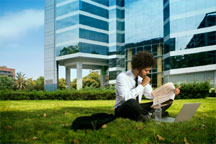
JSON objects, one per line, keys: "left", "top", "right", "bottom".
{"left": 174, "top": 86, "right": 181, "bottom": 95}
{"left": 141, "top": 76, "right": 151, "bottom": 87}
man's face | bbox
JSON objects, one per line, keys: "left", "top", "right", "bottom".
{"left": 138, "top": 67, "right": 152, "bottom": 78}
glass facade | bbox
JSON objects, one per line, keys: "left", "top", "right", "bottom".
{"left": 164, "top": 0, "right": 216, "bottom": 52}
{"left": 56, "top": 1, "right": 79, "bottom": 17}
{"left": 80, "top": 1, "right": 108, "bottom": 18}
{"left": 55, "top": 0, "right": 111, "bottom": 56}
{"left": 55, "top": 0, "right": 125, "bottom": 82}
{"left": 164, "top": 50, "right": 216, "bottom": 71}
{"left": 108, "top": 0, "right": 125, "bottom": 81}
{"left": 163, "top": 0, "right": 216, "bottom": 86}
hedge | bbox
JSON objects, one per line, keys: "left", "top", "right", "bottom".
{"left": 0, "top": 81, "right": 211, "bottom": 100}
{"left": 0, "top": 89, "right": 116, "bottom": 100}
{"left": 175, "top": 81, "right": 211, "bottom": 99}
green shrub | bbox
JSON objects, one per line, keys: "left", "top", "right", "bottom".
{"left": 0, "top": 81, "right": 210, "bottom": 100}
{"left": 175, "top": 81, "right": 210, "bottom": 99}
{"left": 0, "top": 89, "right": 115, "bottom": 100}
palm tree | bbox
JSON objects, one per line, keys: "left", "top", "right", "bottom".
{"left": 15, "top": 72, "right": 27, "bottom": 89}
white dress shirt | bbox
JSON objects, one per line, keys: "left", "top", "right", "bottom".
{"left": 114, "top": 69, "right": 153, "bottom": 109}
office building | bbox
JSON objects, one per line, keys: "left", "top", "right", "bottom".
{"left": 0, "top": 66, "right": 15, "bottom": 78}
{"left": 163, "top": 0, "right": 216, "bottom": 86}
{"left": 45, "top": 0, "right": 216, "bottom": 90}
{"left": 44, "top": 0, "right": 125, "bottom": 90}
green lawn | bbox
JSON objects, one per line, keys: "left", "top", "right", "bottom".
{"left": 0, "top": 98, "right": 216, "bottom": 143}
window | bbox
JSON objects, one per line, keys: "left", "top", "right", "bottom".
{"left": 80, "top": 15, "right": 108, "bottom": 30}
{"left": 80, "top": 29, "right": 108, "bottom": 43}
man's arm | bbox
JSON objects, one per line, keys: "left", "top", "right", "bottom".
{"left": 142, "top": 76, "right": 153, "bottom": 99}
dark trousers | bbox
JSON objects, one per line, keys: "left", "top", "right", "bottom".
{"left": 115, "top": 99, "right": 172, "bottom": 121}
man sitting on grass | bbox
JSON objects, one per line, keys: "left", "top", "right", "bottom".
{"left": 114, "top": 51, "right": 180, "bottom": 122}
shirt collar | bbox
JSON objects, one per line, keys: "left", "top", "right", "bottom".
{"left": 127, "top": 69, "right": 137, "bottom": 80}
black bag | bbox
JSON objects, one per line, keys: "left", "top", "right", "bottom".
{"left": 71, "top": 113, "right": 116, "bottom": 130}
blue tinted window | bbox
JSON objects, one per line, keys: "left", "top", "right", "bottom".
{"left": 164, "top": 50, "right": 216, "bottom": 70}
{"left": 109, "top": 33, "right": 125, "bottom": 43}
{"left": 164, "top": 5, "right": 169, "bottom": 21}
{"left": 80, "top": 28, "right": 108, "bottom": 43}
{"left": 132, "top": 48, "right": 136, "bottom": 55}
{"left": 117, "top": 21, "right": 125, "bottom": 31}
{"left": 164, "top": 31, "right": 216, "bottom": 52}
{"left": 117, "top": 9, "right": 124, "bottom": 19}
{"left": 91, "top": 0, "right": 108, "bottom": 6}
{"left": 117, "top": 33, "right": 125, "bottom": 43}
{"left": 56, "top": 43, "right": 79, "bottom": 56}
{"left": 56, "top": 15, "right": 79, "bottom": 30}
{"left": 164, "top": 22, "right": 170, "bottom": 37}
{"left": 170, "top": 0, "right": 216, "bottom": 16}
{"left": 163, "top": 38, "right": 175, "bottom": 54}
{"left": 79, "top": 15, "right": 108, "bottom": 30}
{"left": 144, "top": 45, "right": 151, "bottom": 53}
{"left": 109, "top": 0, "right": 116, "bottom": 6}
{"left": 137, "top": 46, "right": 143, "bottom": 52}
{"left": 117, "top": 0, "right": 124, "bottom": 7}
{"left": 79, "top": 42, "right": 108, "bottom": 55}
{"left": 80, "top": 1, "right": 108, "bottom": 18}
{"left": 56, "top": 1, "right": 79, "bottom": 17}
{"left": 164, "top": 0, "right": 168, "bottom": 5}
{"left": 56, "top": 29, "right": 79, "bottom": 43}
{"left": 171, "top": 12, "right": 216, "bottom": 33}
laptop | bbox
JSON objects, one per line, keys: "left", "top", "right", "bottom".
{"left": 160, "top": 103, "right": 201, "bottom": 123}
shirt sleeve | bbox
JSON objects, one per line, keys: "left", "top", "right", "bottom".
{"left": 143, "top": 84, "right": 153, "bottom": 99}
{"left": 116, "top": 74, "right": 144, "bottom": 101}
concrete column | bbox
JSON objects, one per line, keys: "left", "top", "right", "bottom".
{"left": 76, "top": 62, "right": 82, "bottom": 90}
{"left": 100, "top": 69, "right": 106, "bottom": 87}
{"left": 127, "top": 49, "right": 132, "bottom": 70}
{"left": 65, "top": 67, "right": 71, "bottom": 87}
{"left": 157, "top": 44, "right": 163, "bottom": 87}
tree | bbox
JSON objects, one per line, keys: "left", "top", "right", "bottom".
{"left": 0, "top": 75, "right": 15, "bottom": 90}
{"left": 58, "top": 78, "right": 66, "bottom": 90}
{"left": 70, "top": 72, "right": 100, "bottom": 89}
{"left": 83, "top": 72, "right": 100, "bottom": 88}
{"left": 35, "top": 76, "right": 44, "bottom": 91}
{"left": 15, "top": 72, "right": 27, "bottom": 90}
{"left": 70, "top": 78, "right": 77, "bottom": 89}
{"left": 26, "top": 78, "right": 36, "bottom": 91}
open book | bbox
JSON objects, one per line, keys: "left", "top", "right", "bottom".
{"left": 151, "top": 82, "right": 176, "bottom": 108}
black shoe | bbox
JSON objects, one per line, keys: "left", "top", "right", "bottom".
{"left": 137, "top": 114, "right": 150, "bottom": 122}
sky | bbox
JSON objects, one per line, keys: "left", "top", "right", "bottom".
{"left": 0, "top": 0, "right": 45, "bottom": 79}
{"left": 0, "top": 0, "right": 90, "bottom": 80}
{"left": 0, "top": 0, "right": 163, "bottom": 80}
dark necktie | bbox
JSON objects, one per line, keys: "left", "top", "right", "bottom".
{"left": 135, "top": 77, "right": 139, "bottom": 103}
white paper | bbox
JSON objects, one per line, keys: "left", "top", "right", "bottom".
{"left": 151, "top": 82, "right": 175, "bottom": 108}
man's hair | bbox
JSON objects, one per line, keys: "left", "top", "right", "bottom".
{"left": 131, "top": 51, "right": 156, "bottom": 70}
